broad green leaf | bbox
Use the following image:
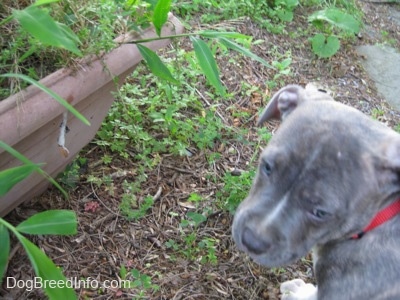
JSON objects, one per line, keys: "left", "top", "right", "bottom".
{"left": 276, "top": 10, "right": 294, "bottom": 22}
{"left": 311, "top": 33, "right": 340, "bottom": 58}
{"left": 0, "top": 225, "right": 10, "bottom": 284}
{"left": 16, "top": 234, "right": 77, "bottom": 299}
{"left": 190, "top": 36, "right": 225, "bottom": 96}
{"left": 152, "top": 0, "right": 172, "bottom": 37}
{"left": 0, "top": 164, "right": 39, "bottom": 196}
{"left": 17, "top": 210, "right": 77, "bottom": 235}
{"left": 137, "top": 44, "right": 179, "bottom": 84}
{"left": 187, "top": 212, "right": 207, "bottom": 227}
{"left": 13, "top": 6, "right": 82, "bottom": 55}
{"left": 0, "top": 73, "right": 90, "bottom": 126}
{"left": 218, "top": 37, "right": 274, "bottom": 69}
{"left": 308, "top": 8, "right": 360, "bottom": 34}
{"left": 0, "top": 141, "right": 67, "bottom": 198}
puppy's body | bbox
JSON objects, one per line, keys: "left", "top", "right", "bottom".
{"left": 232, "top": 85, "right": 400, "bottom": 299}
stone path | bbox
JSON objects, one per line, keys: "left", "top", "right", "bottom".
{"left": 356, "top": 2, "right": 400, "bottom": 110}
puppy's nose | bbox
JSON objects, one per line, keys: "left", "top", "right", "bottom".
{"left": 241, "top": 227, "right": 270, "bottom": 255}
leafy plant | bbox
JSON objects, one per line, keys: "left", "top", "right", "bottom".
{"left": 173, "top": 0, "right": 295, "bottom": 33}
{"left": 0, "top": 141, "right": 79, "bottom": 299}
{"left": 10, "top": 4, "right": 82, "bottom": 56}
{"left": 308, "top": 7, "right": 361, "bottom": 58}
{"left": 133, "top": 30, "right": 273, "bottom": 96}
{"left": 217, "top": 170, "right": 257, "bottom": 214}
{"left": 0, "top": 210, "right": 77, "bottom": 299}
{"left": 119, "top": 265, "right": 160, "bottom": 298}
{"left": 120, "top": 195, "right": 155, "bottom": 221}
{"left": 273, "top": 0, "right": 299, "bottom": 22}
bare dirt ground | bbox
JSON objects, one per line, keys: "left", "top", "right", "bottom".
{"left": 2, "top": 1, "right": 400, "bottom": 299}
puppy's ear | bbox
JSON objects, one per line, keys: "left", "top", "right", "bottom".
{"left": 381, "top": 137, "right": 400, "bottom": 170}
{"left": 256, "top": 84, "right": 333, "bottom": 126}
{"left": 256, "top": 85, "right": 304, "bottom": 126}
{"left": 373, "top": 136, "right": 400, "bottom": 194}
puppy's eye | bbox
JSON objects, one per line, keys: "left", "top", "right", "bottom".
{"left": 312, "top": 208, "right": 329, "bottom": 219}
{"left": 263, "top": 161, "right": 272, "bottom": 176}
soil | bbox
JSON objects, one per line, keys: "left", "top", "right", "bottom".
{"left": 2, "top": 1, "right": 400, "bottom": 299}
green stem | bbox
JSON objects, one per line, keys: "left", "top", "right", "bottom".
{"left": 120, "top": 32, "right": 199, "bottom": 44}
{"left": 0, "top": 15, "right": 13, "bottom": 27}
{"left": 0, "top": 218, "right": 23, "bottom": 240}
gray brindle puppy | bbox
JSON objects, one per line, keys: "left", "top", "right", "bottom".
{"left": 232, "top": 84, "right": 400, "bottom": 300}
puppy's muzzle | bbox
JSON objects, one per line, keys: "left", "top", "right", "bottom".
{"left": 233, "top": 209, "right": 281, "bottom": 256}
{"left": 241, "top": 226, "right": 272, "bottom": 255}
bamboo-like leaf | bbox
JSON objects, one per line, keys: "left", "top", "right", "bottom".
{"left": 190, "top": 36, "right": 225, "bottom": 96}
{"left": 13, "top": 6, "right": 81, "bottom": 55}
{"left": 33, "top": 0, "right": 60, "bottom": 6}
{"left": 137, "top": 44, "right": 179, "bottom": 84}
{"left": 0, "top": 164, "right": 39, "bottom": 196}
{"left": 218, "top": 37, "right": 274, "bottom": 69}
{"left": 0, "top": 225, "right": 10, "bottom": 284}
{"left": 17, "top": 210, "right": 77, "bottom": 235}
{"left": 0, "top": 141, "right": 68, "bottom": 198}
{"left": 0, "top": 73, "right": 90, "bottom": 126}
{"left": 16, "top": 233, "right": 77, "bottom": 299}
{"left": 198, "top": 31, "right": 250, "bottom": 40}
{"left": 152, "top": 0, "right": 172, "bottom": 37}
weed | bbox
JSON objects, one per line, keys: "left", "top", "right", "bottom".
{"left": 395, "top": 124, "right": 400, "bottom": 134}
{"left": 172, "top": 0, "right": 296, "bottom": 33}
{"left": 267, "top": 48, "right": 293, "bottom": 89}
{"left": 217, "top": 169, "right": 257, "bottom": 214}
{"left": 198, "top": 237, "right": 219, "bottom": 265}
{"left": 163, "top": 209, "right": 219, "bottom": 265}
{"left": 119, "top": 265, "right": 160, "bottom": 299}
{"left": 0, "top": 0, "right": 155, "bottom": 100}
{"left": 308, "top": 3, "right": 361, "bottom": 58}
{"left": 188, "top": 193, "right": 203, "bottom": 203}
{"left": 58, "top": 157, "right": 87, "bottom": 188}
{"left": 119, "top": 179, "right": 155, "bottom": 221}
{"left": 380, "top": 30, "right": 398, "bottom": 47}
{"left": 371, "top": 108, "right": 385, "bottom": 119}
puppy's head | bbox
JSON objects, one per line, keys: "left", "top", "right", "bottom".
{"left": 232, "top": 84, "right": 400, "bottom": 267}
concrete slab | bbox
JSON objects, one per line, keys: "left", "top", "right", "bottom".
{"left": 356, "top": 45, "right": 400, "bottom": 110}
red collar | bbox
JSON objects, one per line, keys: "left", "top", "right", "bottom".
{"left": 352, "top": 199, "right": 400, "bottom": 239}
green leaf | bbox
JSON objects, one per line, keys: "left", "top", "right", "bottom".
{"left": 0, "top": 141, "right": 67, "bottom": 199}
{"left": 187, "top": 212, "right": 207, "bottom": 227}
{"left": 58, "top": 22, "right": 81, "bottom": 45}
{"left": 152, "top": 0, "right": 172, "bottom": 37}
{"left": 308, "top": 8, "right": 360, "bottom": 34}
{"left": 33, "top": 0, "right": 60, "bottom": 6}
{"left": 190, "top": 36, "right": 225, "bottom": 96}
{"left": 198, "top": 31, "right": 250, "bottom": 40}
{"left": 120, "top": 265, "right": 127, "bottom": 279}
{"left": 276, "top": 10, "right": 294, "bottom": 22}
{"left": 16, "top": 234, "right": 77, "bottom": 299}
{"left": 16, "top": 210, "right": 77, "bottom": 235}
{"left": 0, "top": 73, "right": 90, "bottom": 126}
{"left": 12, "top": 6, "right": 82, "bottom": 55}
{"left": 0, "top": 225, "right": 10, "bottom": 284}
{"left": 217, "top": 37, "right": 274, "bottom": 69}
{"left": 311, "top": 34, "right": 340, "bottom": 58}
{"left": 0, "top": 164, "right": 39, "bottom": 196}
{"left": 137, "top": 44, "right": 179, "bottom": 84}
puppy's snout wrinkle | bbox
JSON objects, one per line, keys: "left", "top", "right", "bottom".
{"left": 241, "top": 227, "right": 271, "bottom": 255}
